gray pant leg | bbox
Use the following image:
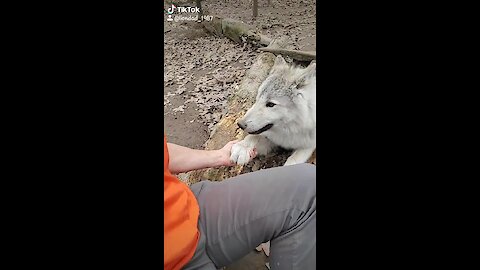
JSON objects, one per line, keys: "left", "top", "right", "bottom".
{"left": 183, "top": 183, "right": 217, "bottom": 270}
{"left": 183, "top": 163, "right": 316, "bottom": 270}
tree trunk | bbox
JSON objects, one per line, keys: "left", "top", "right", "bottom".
{"left": 253, "top": 0, "right": 258, "bottom": 18}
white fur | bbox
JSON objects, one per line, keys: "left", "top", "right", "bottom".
{"left": 230, "top": 56, "right": 316, "bottom": 166}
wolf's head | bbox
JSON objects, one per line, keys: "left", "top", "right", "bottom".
{"left": 238, "top": 55, "right": 316, "bottom": 136}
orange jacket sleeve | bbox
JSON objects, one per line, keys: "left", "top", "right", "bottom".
{"left": 164, "top": 135, "right": 200, "bottom": 270}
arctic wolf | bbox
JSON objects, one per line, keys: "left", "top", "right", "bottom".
{"left": 230, "top": 55, "right": 316, "bottom": 166}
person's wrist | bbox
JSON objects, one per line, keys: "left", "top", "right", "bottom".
{"left": 209, "top": 149, "right": 224, "bottom": 167}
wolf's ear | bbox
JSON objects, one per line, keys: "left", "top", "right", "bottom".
{"left": 270, "top": 55, "right": 287, "bottom": 74}
{"left": 304, "top": 61, "right": 316, "bottom": 77}
{"left": 295, "top": 61, "right": 316, "bottom": 90}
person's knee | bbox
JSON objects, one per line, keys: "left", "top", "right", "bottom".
{"left": 298, "top": 163, "right": 316, "bottom": 178}
{"left": 294, "top": 163, "right": 316, "bottom": 193}
{"left": 287, "top": 163, "right": 316, "bottom": 181}
{"left": 282, "top": 163, "right": 316, "bottom": 215}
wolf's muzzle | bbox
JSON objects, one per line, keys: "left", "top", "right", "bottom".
{"left": 238, "top": 121, "right": 246, "bottom": 130}
{"left": 249, "top": 123, "right": 273, "bottom": 135}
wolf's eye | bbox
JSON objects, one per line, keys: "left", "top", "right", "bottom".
{"left": 266, "top": 102, "right": 276, "bottom": 108}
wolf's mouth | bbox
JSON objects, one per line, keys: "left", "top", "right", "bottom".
{"left": 248, "top": 124, "right": 273, "bottom": 135}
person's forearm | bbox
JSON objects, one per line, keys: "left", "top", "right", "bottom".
{"left": 167, "top": 143, "right": 224, "bottom": 174}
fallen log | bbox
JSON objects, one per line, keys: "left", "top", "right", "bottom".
{"left": 202, "top": 16, "right": 272, "bottom": 46}
{"left": 201, "top": 17, "right": 316, "bottom": 62}
{"left": 258, "top": 47, "right": 316, "bottom": 62}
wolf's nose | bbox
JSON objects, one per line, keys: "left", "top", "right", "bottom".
{"left": 237, "top": 121, "right": 246, "bottom": 130}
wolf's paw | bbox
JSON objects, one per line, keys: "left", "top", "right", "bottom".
{"left": 230, "top": 142, "right": 256, "bottom": 165}
{"left": 284, "top": 158, "right": 303, "bottom": 166}
{"left": 284, "top": 148, "right": 315, "bottom": 166}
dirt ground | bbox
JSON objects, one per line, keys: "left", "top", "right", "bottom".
{"left": 164, "top": 0, "right": 316, "bottom": 268}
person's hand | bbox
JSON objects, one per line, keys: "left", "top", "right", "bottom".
{"left": 214, "top": 140, "right": 257, "bottom": 167}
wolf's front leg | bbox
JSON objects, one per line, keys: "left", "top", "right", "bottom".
{"left": 284, "top": 147, "right": 316, "bottom": 166}
{"left": 230, "top": 135, "right": 274, "bottom": 165}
